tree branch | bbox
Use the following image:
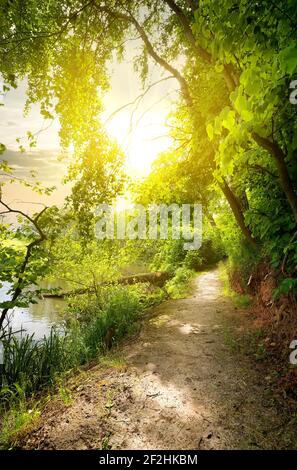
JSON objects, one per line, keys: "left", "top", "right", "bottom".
{"left": 163, "top": 0, "right": 238, "bottom": 91}
{"left": 94, "top": 3, "right": 193, "bottom": 106}
{"left": 0, "top": 199, "right": 47, "bottom": 239}
{"left": 0, "top": 197, "right": 49, "bottom": 331}
{"left": 217, "top": 177, "right": 257, "bottom": 246}
{"left": 247, "top": 164, "right": 277, "bottom": 179}
{"left": 163, "top": 0, "right": 212, "bottom": 63}
{"left": 105, "top": 76, "right": 175, "bottom": 124}
{"left": 251, "top": 132, "right": 297, "bottom": 222}
{"left": 0, "top": 0, "right": 95, "bottom": 46}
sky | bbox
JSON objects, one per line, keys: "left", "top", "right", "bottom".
{"left": 0, "top": 44, "right": 177, "bottom": 213}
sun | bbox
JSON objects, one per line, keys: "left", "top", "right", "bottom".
{"left": 103, "top": 56, "right": 176, "bottom": 179}
{"left": 105, "top": 111, "right": 172, "bottom": 178}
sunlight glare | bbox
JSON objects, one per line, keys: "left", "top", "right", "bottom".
{"left": 106, "top": 112, "right": 172, "bottom": 178}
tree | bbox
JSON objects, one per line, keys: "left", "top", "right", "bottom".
{"left": 0, "top": 0, "right": 296, "bottom": 265}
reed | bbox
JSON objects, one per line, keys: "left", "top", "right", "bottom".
{"left": 0, "top": 285, "right": 142, "bottom": 400}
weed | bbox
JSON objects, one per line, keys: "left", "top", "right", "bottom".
{"left": 104, "top": 389, "right": 114, "bottom": 417}
{"left": 99, "top": 354, "right": 126, "bottom": 368}
{"left": 0, "top": 401, "right": 40, "bottom": 449}
{"left": 101, "top": 432, "right": 111, "bottom": 450}
{"left": 223, "top": 320, "right": 269, "bottom": 362}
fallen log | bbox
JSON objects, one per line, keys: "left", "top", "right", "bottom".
{"left": 43, "top": 271, "right": 170, "bottom": 299}
{"left": 117, "top": 271, "right": 170, "bottom": 286}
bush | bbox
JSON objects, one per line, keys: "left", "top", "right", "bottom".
{"left": 183, "top": 250, "right": 204, "bottom": 270}
{"left": 151, "top": 232, "right": 225, "bottom": 275}
{"left": 165, "top": 267, "right": 194, "bottom": 299}
{"left": 151, "top": 239, "right": 186, "bottom": 275}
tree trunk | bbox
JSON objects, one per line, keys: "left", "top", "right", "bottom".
{"left": 43, "top": 272, "right": 172, "bottom": 298}
{"left": 218, "top": 179, "right": 258, "bottom": 247}
{"left": 252, "top": 133, "right": 297, "bottom": 222}
{"left": 163, "top": 0, "right": 297, "bottom": 224}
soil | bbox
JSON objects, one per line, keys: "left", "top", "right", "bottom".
{"left": 19, "top": 269, "right": 297, "bottom": 450}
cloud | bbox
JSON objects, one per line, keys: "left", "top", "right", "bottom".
{"left": 1, "top": 148, "right": 68, "bottom": 184}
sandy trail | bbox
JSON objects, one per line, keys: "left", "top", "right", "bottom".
{"left": 22, "top": 270, "right": 293, "bottom": 450}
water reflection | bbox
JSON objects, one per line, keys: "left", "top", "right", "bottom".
{"left": 0, "top": 282, "right": 65, "bottom": 341}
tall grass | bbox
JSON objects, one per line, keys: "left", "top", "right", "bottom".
{"left": 0, "top": 282, "right": 170, "bottom": 448}
{"left": 0, "top": 285, "right": 142, "bottom": 401}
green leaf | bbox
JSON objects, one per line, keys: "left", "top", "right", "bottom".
{"left": 279, "top": 43, "right": 297, "bottom": 75}
{"left": 240, "top": 68, "right": 263, "bottom": 96}
{"left": 215, "top": 63, "right": 224, "bottom": 73}
{"left": 206, "top": 123, "right": 214, "bottom": 141}
{"left": 234, "top": 93, "right": 253, "bottom": 121}
{"left": 222, "top": 110, "right": 235, "bottom": 131}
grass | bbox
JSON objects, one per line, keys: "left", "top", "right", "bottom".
{"left": 99, "top": 353, "right": 126, "bottom": 368}
{"left": 0, "top": 269, "right": 195, "bottom": 448}
{"left": 104, "top": 389, "right": 114, "bottom": 417}
{"left": 0, "top": 382, "right": 41, "bottom": 449}
{"left": 0, "top": 284, "right": 144, "bottom": 448}
{"left": 222, "top": 320, "right": 269, "bottom": 361}
{"left": 1, "top": 285, "right": 142, "bottom": 397}
{"left": 56, "top": 375, "right": 73, "bottom": 406}
{"left": 218, "top": 262, "right": 269, "bottom": 361}
{"left": 222, "top": 323, "right": 241, "bottom": 353}
{"left": 101, "top": 432, "right": 111, "bottom": 450}
{"left": 0, "top": 405, "right": 40, "bottom": 449}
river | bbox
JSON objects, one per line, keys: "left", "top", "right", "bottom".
{"left": 0, "top": 282, "right": 65, "bottom": 341}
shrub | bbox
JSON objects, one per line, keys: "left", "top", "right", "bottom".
{"left": 165, "top": 267, "right": 194, "bottom": 299}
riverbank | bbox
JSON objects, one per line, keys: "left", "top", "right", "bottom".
{"left": 11, "top": 269, "right": 297, "bottom": 450}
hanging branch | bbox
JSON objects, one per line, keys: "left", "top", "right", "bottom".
{"left": 94, "top": 3, "right": 193, "bottom": 106}
{"left": 163, "top": 0, "right": 238, "bottom": 91}
{"left": 104, "top": 76, "right": 175, "bottom": 124}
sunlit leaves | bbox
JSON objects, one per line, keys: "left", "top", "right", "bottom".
{"left": 240, "top": 68, "right": 263, "bottom": 96}
{"left": 206, "top": 123, "right": 213, "bottom": 141}
{"left": 234, "top": 91, "right": 253, "bottom": 122}
{"left": 279, "top": 42, "right": 297, "bottom": 75}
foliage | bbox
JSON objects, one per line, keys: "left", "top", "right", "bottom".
{"left": 1, "top": 0, "right": 296, "bottom": 287}
{"left": 0, "top": 284, "right": 142, "bottom": 399}
{"left": 0, "top": 397, "right": 40, "bottom": 449}
{"left": 0, "top": 203, "right": 64, "bottom": 332}
{"left": 165, "top": 267, "right": 194, "bottom": 299}
{"left": 0, "top": 1, "right": 297, "bottom": 441}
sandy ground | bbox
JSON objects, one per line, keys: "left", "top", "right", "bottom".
{"left": 20, "top": 270, "right": 296, "bottom": 450}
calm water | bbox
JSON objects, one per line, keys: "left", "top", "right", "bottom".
{"left": 0, "top": 282, "right": 65, "bottom": 341}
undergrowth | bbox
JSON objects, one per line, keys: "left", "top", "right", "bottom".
{"left": 165, "top": 267, "right": 195, "bottom": 299}
{"left": 0, "top": 284, "right": 144, "bottom": 448}
{"left": 0, "top": 274, "right": 193, "bottom": 448}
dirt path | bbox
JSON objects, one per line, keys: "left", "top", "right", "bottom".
{"left": 21, "top": 270, "right": 295, "bottom": 450}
